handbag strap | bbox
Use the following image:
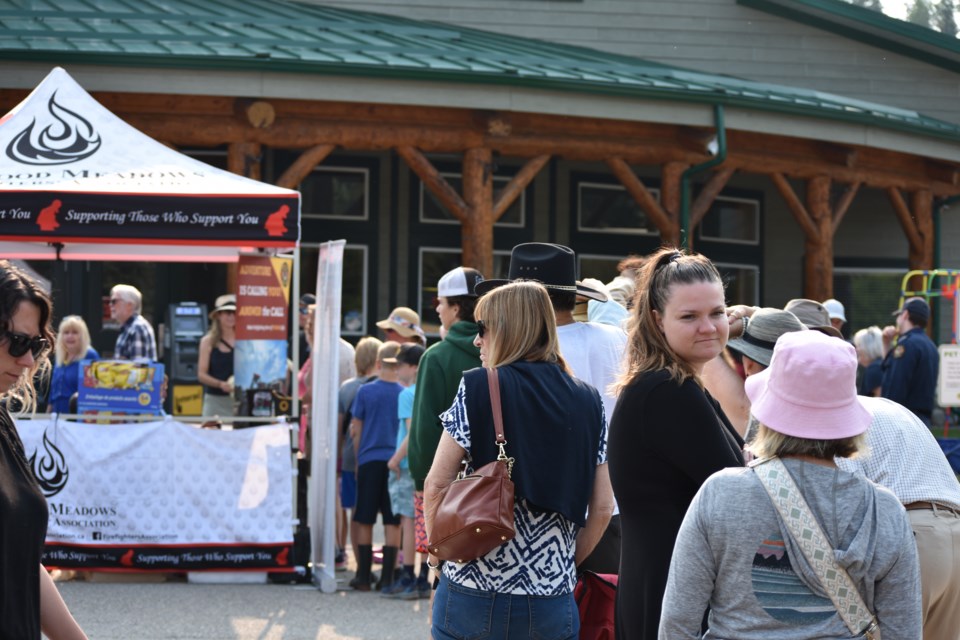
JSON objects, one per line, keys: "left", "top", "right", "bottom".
{"left": 486, "top": 367, "right": 514, "bottom": 477}
{"left": 752, "top": 457, "right": 879, "bottom": 640}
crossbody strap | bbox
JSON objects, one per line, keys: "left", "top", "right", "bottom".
{"left": 486, "top": 367, "right": 514, "bottom": 478}
{"left": 752, "top": 457, "right": 879, "bottom": 640}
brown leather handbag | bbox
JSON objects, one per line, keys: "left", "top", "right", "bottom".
{"left": 428, "top": 367, "right": 516, "bottom": 563}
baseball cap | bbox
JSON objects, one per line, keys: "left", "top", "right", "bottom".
{"left": 823, "top": 299, "right": 846, "bottom": 323}
{"left": 437, "top": 267, "right": 484, "bottom": 298}
{"left": 377, "top": 341, "right": 402, "bottom": 363}
{"left": 892, "top": 297, "right": 930, "bottom": 322}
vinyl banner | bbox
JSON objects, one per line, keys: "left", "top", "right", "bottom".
{"left": 17, "top": 418, "right": 294, "bottom": 571}
{"left": 235, "top": 254, "right": 292, "bottom": 416}
{"left": 76, "top": 359, "right": 164, "bottom": 416}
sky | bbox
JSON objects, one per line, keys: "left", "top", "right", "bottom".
{"left": 880, "top": 1, "right": 908, "bottom": 21}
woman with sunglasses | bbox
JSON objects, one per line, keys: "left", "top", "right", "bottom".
{"left": 47, "top": 315, "right": 99, "bottom": 415}
{"left": 425, "top": 280, "right": 614, "bottom": 640}
{"left": 608, "top": 248, "right": 745, "bottom": 640}
{"left": 0, "top": 260, "right": 88, "bottom": 639}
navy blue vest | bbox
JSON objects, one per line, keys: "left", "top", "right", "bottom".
{"left": 462, "top": 361, "right": 603, "bottom": 527}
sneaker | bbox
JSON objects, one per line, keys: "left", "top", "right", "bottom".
{"left": 372, "top": 547, "right": 383, "bottom": 565}
{"left": 334, "top": 549, "right": 347, "bottom": 572}
{"left": 379, "top": 576, "right": 415, "bottom": 599}
{"left": 415, "top": 577, "right": 431, "bottom": 600}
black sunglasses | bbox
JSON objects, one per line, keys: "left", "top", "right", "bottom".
{"left": 476, "top": 320, "right": 487, "bottom": 339}
{"left": 3, "top": 330, "right": 50, "bottom": 359}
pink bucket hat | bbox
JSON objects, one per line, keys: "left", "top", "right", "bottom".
{"left": 745, "top": 330, "right": 872, "bottom": 439}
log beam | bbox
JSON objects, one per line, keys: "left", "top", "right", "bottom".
{"left": 397, "top": 146, "right": 469, "bottom": 222}
{"left": 772, "top": 173, "right": 818, "bottom": 239}
{"left": 493, "top": 154, "right": 549, "bottom": 221}
{"left": 690, "top": 167, "right": 736, "bottom": 230}
{"left": 886, "top": 187, "right": 924, "bottom": 253}
{"left": 276, "top": 144, "right": 336, "bottom": 189}
{"left": 831, "top": 181, "right": 861, "bottom": 235}
{"left": 606, "top": 158, "right": 675, "bottom": 242}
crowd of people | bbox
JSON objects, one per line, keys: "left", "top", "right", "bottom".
{"left": 4, "top": 238, "right": 960, "bottom": 639}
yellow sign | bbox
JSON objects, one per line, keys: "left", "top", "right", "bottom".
{"left": 172, "top": 384, "right": 204, "bottom": 416}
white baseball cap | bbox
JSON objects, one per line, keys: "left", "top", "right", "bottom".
{"left": 823, "top": 298, "right": 846, "bottom": 323}
{"left": 437, "top": 267, "right": 484, "bottom": 298}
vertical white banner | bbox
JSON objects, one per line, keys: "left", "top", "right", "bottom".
{"left": 309, "top": 240, "right": 345, "bottom": 592}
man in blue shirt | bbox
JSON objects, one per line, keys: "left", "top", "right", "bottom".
{"left": 881, "top": 297, "right": 939, "bottom": 425}
{"left": 110, "top": 284, "right": 157, "bottom": 361}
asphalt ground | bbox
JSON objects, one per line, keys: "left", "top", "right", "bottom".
{"left": 54, "top": 571, "right": 432, "bottom": 640}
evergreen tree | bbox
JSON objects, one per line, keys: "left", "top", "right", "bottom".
{"left": 907, "top": 0, "right": 933, "bottom": 27}
{"left": 934, "top": 0, "right": 958, "bottom": 35}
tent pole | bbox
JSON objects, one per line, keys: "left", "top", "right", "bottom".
{"left": 292, "top": 245, "right": 301, "bottom": 422}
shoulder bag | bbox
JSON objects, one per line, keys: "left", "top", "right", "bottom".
{"left": 752, "top": 456, "right": 880, "bottom": 640}
{"left": 428, "top": 367, "right": 516, "bottom": 563}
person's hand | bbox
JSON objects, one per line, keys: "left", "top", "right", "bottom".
{"left": 726, "top": 305, "right": 757, "bottom": 338}
{"left": 387, "top": 453, "right": 401, "bottom": 476}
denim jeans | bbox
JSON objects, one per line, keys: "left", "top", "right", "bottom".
{"left": 432, "top": 574, "right": 579, "bottom": 640}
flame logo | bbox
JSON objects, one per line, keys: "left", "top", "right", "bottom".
{"left": 28, "top": 430, "right": 69, "bottom": 497}
{"left": 6, "top": 91, "right": 102, "bottom": 165}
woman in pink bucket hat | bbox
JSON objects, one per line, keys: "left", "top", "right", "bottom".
{"left": 660, "top": 330, "right": 922, "bottom": 639}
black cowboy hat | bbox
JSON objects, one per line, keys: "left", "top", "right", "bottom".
{"left": 474, "top": 243, "right": 608, "bottom": 301}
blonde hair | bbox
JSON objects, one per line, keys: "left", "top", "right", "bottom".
{"left": 473, "top": 280, "right": 570, "bottom": 373}
{"left": 55, "top": 315, "right": 93, "bottom": 366}
{"left": 354, "top": 336, "right": 383, "bottom": 376}
{"left": 617, "top": 247, "right": 724, "bottom": 391}
{"left": 747, "top": 423, "right": 865, "bottom": 460}
{"left": 853, "top": 326, "right": 884, "bottom": 362}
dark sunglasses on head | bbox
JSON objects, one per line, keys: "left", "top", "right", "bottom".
{"left": 476, "top": 320, "right": 487, "bottom": 339}
{"left": 3, "top": 330, "right": 50, "bottom": 358}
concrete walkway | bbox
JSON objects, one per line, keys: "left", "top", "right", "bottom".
{"left": 55, "top": 573, "right": 432, "bottom": 640}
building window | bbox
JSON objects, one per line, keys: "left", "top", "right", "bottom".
{"left": 300, "top": 244, "right": 368, "bottom": 336}
{"left": 301, "top": 167, "right": 369, "bottom": 220}
{"left": 578, "top": 254, "right": 622, "bottom": 285}
{"left": 418, "top": 248, "right": 511, "bottom": 337}
{"left": 716, "top": 262, "right": 760, "bottom": 306}
{"left": 181, "top": 147, "right": 228, "bottom": 171}
{"left": 578, "top": 182, "right": 659, "bottom": 234}
{"left": 420, "top": 174, "right": 525, "bottom": 227}
{"left": 698, "top": 195, "right": 759, "bottom": 245}
{"left": 833, "top": 268, "right": 904, "bottom": 338}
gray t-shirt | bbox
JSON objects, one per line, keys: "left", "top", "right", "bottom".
{"left": 660, "top": 459, "right": 921, "bottom": 639}
{"left": 338, "top": 374, "right": 373, "bottom": 472}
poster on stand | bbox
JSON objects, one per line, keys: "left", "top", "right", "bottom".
{"left": 76, "top": 359, "right": 164, "bottom": 417}
{"left": 234, "top": 254, "right": 292, "bottom": 417}
{"left": 18, "top": 418, "right": 293, "bottom": 571}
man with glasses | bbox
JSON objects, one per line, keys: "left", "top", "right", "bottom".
{"left": 110, "top": 284, "right": 157, "bottom": 361}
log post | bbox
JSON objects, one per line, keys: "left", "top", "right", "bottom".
{"left": 227, "top": 142, "right": 262, "bottom": 181}
{"left": 462, "top": 148, "right": 495, "bottom": 277}
{"left": 805, "top": 176, "right": 833, "bottom": 301}
{"left": 661, "top": 162, "right": 686, "bottom": 248}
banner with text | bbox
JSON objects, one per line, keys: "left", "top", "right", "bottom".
{"left": 18, "top": 418, "right": 293, "bottom": 571}
{"left": 235, "top": 254, "right": 292, "bottom": 416}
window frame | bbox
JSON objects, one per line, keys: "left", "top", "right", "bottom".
{"left": 419, "top": 172, "right": 526, "bottom": 228}
{"left": 300, "top": 165, "right": 371, "bottom": 221}
{"left": 697, "top": 194, "right": 761, "bottom": 246}
{"left": 576, "top": 181, "right": 661, "bottom": 235}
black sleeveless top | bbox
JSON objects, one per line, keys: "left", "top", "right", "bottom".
{"left": 206, "top": 340, "right": 234, "bottom": 396}
{"left": 462, "top": 361, "right": 603, "bottom": 527}
{"left": 0, "top": 407, "right": 48, "bottom": 639}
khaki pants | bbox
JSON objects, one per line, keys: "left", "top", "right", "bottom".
{"left": 908, "top": 505, "right": 960, "bottom": 640}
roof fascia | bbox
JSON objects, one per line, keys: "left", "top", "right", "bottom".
{"left": 737, "top": 0, "right": 960, "bottom": 74}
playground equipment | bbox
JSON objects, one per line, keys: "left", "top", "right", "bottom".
{"left": 899, "top": 270, "right": 960, "bottom": 471}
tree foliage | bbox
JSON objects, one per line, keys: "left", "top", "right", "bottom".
{"left": 849, "top": 0, "right": 884, "bottom": 10}
{"left": 907, "top": 0, "right": 933, "bottom": 27}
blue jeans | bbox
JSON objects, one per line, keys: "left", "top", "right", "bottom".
{"left": 432, "top": 574, "right": 578, "bottom": 640}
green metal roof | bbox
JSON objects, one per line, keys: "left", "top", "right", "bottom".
{"left": 739, "top": 0, "right": 960, "bottom": 74}
{"left": 3, "top": 0, "right": 960, "bottom": 142}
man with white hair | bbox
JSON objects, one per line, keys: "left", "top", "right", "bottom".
{"left": 110, "top": 284, "right": 157, "bottom": 361}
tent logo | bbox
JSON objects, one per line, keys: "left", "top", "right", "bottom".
{"left": 28, "top": 430, "right": 69, "bottom": 498}
{"left": 6, "top": 91, "right": 102, "bottom": 165}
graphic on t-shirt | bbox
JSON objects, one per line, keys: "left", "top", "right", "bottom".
{"left": 751, "top": 534, "right": 834, "bottom": 624}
